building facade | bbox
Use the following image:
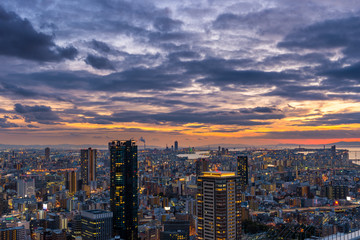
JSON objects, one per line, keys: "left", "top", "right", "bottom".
{"left": 197, "top": 171, "right": 242, "bottom": 240}
{"left": 81, "top": 148, "right": 97, "bottom": 188}
{"left": 81, "top": 210, "right": 113, "bottom": 240}
{"left": 109, "top": 140, "right": 138, "bottom": 239}
{"left": 237, "top": 155, "right": 248, "bottom": 189}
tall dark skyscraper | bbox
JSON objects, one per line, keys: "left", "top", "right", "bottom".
{"left": 109, "top": 140, "right": 138, "bottom": 239}
{"left": 174, "top": 141, "right": 178, "bottom": 151}
{"left": 45, "top": 147, "right": 50, "bottom": 161}
{"left": 237, "top": 155, "right": 248, "bottom": 189}
{"left": 195, "top": 158, "right": 209, "bottom": 176}
{"left": 80, "top": 148, "right": 97, "bottom": 189}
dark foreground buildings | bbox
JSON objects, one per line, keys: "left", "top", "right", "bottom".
{"left": 109, "top": 140, "right": 138, "bottom": 239}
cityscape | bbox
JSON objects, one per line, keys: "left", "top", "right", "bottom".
{"left": 1, "top": 142, "right": 360, "bottom": 239}
{"left": 1, "top": 0, "right": 360, "bottom": 239}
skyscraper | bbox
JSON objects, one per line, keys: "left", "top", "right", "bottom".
{"left": 237, "top": 155, "right": 248, "bottom": 190}
{"left": 174, "top": 141, "right": 178, "bottom": 151}
{"left": 66, "top": 170, "right": 78, "bottom": 195}
{"left": 197, "top": 171, "right": 242, "bottom": 240}
{"left": 81, "top": 210, "right": 113, "bottom": 240}
{"left": 17, "top": 179, "right": 35, "bottom": 198}
{"left": 195, "top": 158, "right": 209, "bottom": 176}
{"left": 45, "top": 147, "right": 50, "bottom": 161}
{"left": 81, "top": 148, "right": 97, "bottom": 189}
{"left": 109, "top": 140, "right": 138, "bottom": 239}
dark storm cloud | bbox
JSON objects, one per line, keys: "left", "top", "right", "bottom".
{"left": 106, "top": 109, "right": 285, "bottom": 126}
{"left": 197, "top": 69, "right": 298, "bottom": 87}
{"left": 0, "top": 117, "right": 18, "bottom": 128}
{"left": 298, "top": 112, "right": 360, "bottom": 126}
{"left": 90, "top": 39, "right": 111, "bottom": 53}
{"left": 240, "top": 107, "right": 278, "bottom": 114}
{"left": 0, "top": 81, "right": 70, "bottom": 102}
{"left": 85, "top": 54, "right": 115, "bottom": 70}
{"left": 322, "top": 62, "right": 360, "bottom": 80}
{"left": 212, "top": 8, "right": 306, "bottom": 35}
{"left": 278, "top": 16, "right": 360, "bottom": 58}
{"left": 8, "top": 66, "right": 189, "bottom": 92}
{"left": 14, "top": 103, "right": 61, "bottom": 124}
{"left": 264, "top": 85, "right": 330, "bottom": 101}
{"left": 0, "top": 5, "right": 77, "bottom": 62}
{"left": 110, "top": 96, "right": 206, "bottom": 108}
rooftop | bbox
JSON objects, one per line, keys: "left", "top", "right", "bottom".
{"left": 201, "top": 171, "right": 236, "bottom": 178}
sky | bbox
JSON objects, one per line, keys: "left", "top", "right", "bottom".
{"left": 1, "top": 0, "right": 360, "bottom": 147}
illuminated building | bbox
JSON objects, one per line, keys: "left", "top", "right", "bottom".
{"left": 81, "top": 148, "right": 97, "bottom": 189}
{"left": 237, "top": 155, "right": 248, "bottom": 189}
{"left": 195, "top": 158, "right": 209, "bottom": 177}
{"left": 81, "top": 210, "right": 113, "bottom": 240}
{"left": 109, "top": 140, "right": 138, "bottom": 239}
{"left": 66, "top": 170, "right": 78, "bottom": 195}
{"left": 197, "top": 171, "right": 242, "bottom": 240}
{"left": 0, "top": 226, "right": 26, "bottom": 240}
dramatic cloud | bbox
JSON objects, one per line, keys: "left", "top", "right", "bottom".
{"left": 0, "top": 5, "right": 77, "bottom": 62}
{"left": 0, "top": 117, "right": 18, "bottom": 128}
{"left": 14, "top": 103, "right": 61, "bottom": 124}
{"left": 0, "top": 1, "right": 359, "bottom": 145}
{"left": 85, "top": 54, "right": 115, "bottom": 70}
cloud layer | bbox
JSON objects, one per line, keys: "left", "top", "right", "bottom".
{"left": 0, "top": 0, "right": 360, "bottom": 146}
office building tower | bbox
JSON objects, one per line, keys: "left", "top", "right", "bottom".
{"left": 174, "top": 141, "right": 178, "bottom": 151}
{"left": 17, "top": 179, "right": 35, "bottom": 198}
{"left": 160, "top": 220, "right": 190, "bottom": 240}
{"left": 197, "top": 171, "right": 242, "bottom": 240}
{"left": 195, "top": 158, "right": 209, "bottom": 176}
{"left": 109, "top": 140, "right": 138, "bottom": 239}
{"left": 71, "top": 214, "right": 82, "bottom": 238}
{"left": 66, "top": 170, "right": 78, "bottom": 195}
{"left": 237, "top": 155, "right": 248, "bottom": 189}
{"left": 81, "top": 210, "right": 113, "bottom": 240}
{"left": 45, "top": 147, "right": 50, "bottom": 161}
{"left": 81, "top": 148, "right": 97, "bottom": 189}
{"left": 0, "top": 226, "right": 26, "bottom": 240}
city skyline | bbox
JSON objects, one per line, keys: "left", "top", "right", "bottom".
{"left": 1, "top": 0, "right": 360, "bottom": 146}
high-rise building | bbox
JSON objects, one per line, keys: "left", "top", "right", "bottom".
{"left": 81, "top": 148, "right": 97, "bottom": 189}
{"left": 109, "top": 140, "right": 138, "bottom": 239}
{"left": 45, "top": 147, "right": 50, "bottom": 161}
{"left": 17, "top": 179, "right": 35, "bottom": 198}
{"left": 237, "top": 155, "right": 248, "bottom": 189}
{"left": 195, "top": 158, "right": 209, "bottom": 176}
{"left": 66, "top": 170, "right": 78, "bottom": 195}
{"left": 174, "top": 141, "right": 178, "bottom": 151}
{"left": 81, "top": 210, "right": 113, "bottom": 240}
{"left": 197, "top": 171, "right": 242, "bottom": 240}
{"left": 0, "top": 226, "right": 26, "bottom": 240}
